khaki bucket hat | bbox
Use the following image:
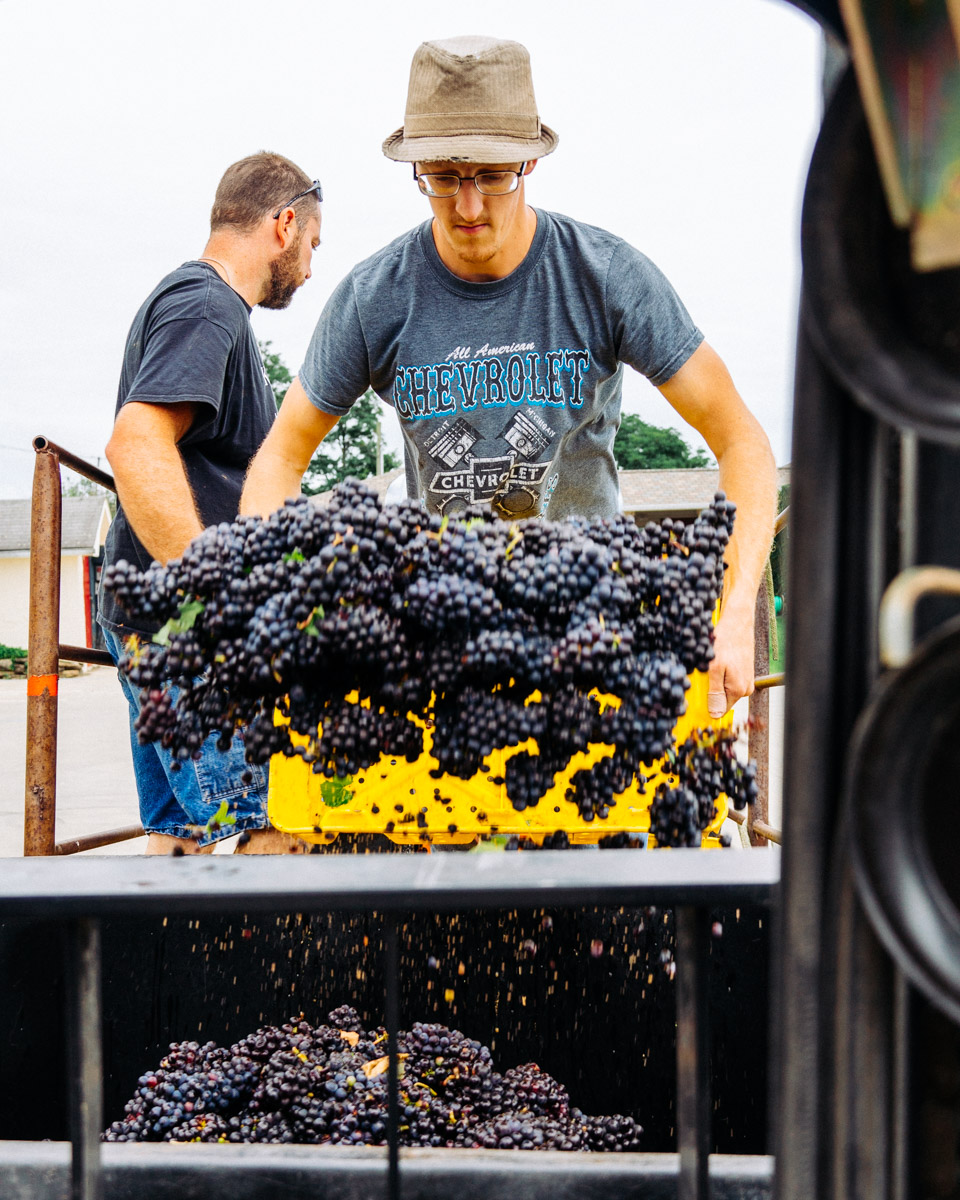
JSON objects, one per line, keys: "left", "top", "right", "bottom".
{"left": 382, "top": 35, "right": 559, "bottom": 164}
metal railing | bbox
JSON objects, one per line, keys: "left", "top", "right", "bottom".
{"left": 23, "top": 435, "right": 788, "bottom": 855}
{"left": 0, "top": 849, "right": 779, "bottom": 1200}
{"left": 741, "top": 502, "right": 788, "bottom": 847}
{"left": 24, "top": 437, "right": 143, "bottom": 856}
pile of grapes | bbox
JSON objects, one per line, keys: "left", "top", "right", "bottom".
{"left": 104, "top": 480, "right": 755, "bottom": 839}
{"left": 103, "top": 1006, "right": 643, "bottom": 1150}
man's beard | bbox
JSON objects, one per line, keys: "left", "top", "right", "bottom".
{"left": 259, "top": 236, "right": 303, "bottom": 310}
{"left": 441, "top": 216, "right": 502, "bottom": 266}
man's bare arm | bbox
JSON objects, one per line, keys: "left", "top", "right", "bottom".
{"left": 105, "top": 400, "right": 204, "bottom": 563}
{"left": 240, "top": 377, "right": 341, "bottom": 517}
{"left": 657, "top": 341, "right": 778, "bottom": 716}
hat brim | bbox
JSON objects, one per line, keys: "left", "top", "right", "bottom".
{"left": 382, "top": 124, "right": 558, "bottom": 164}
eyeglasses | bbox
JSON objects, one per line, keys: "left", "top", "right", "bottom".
{"left": 272, "top": 180, "right": 323, "bottom": 219}
{"left": 414, "top": 164, "right": 527, "bottom": 198}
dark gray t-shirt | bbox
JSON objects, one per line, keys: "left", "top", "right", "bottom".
{"left": 299, "top": 209, "right": 703, "bottom": 520}
{"left": 99, "top": 262, "right": 274, "bottom": 635}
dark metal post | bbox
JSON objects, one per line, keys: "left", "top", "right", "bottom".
{"left": 24, "top": 443, "right": 62, "bottom": 856}
{"left": 67, "top": 918, "right": 103, "bottom": 1200}
{"left": 676, "top": 905, "right": 710, "bottom": 1200}
{"left": 385, "top": 920, "right": 400, "bottom": 1200}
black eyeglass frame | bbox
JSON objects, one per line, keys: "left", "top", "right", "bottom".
{"left": 413, "top": 164, "right": 528, "bottom": 198}
{"left": 272, "top": 181, "right": 323, "bottom": 220}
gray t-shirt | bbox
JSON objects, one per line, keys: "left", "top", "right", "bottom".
{"left": 300, "top": 209, "right": 703, "bottom": 520}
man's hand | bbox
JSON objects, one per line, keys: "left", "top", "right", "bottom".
{"left": 105, "top": 400, "right": 204, "bottom": 563}
{"left": 707, "top": 605, "right": 756, "bottom": 718}
{"left": 658, "top": 341, "right": 777, "bottom": 717}
{"left": 240, "top": 377, "right": 340, "bottom": 517}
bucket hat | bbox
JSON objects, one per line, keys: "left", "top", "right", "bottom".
{"left": 382, "top": 35, "right": 559, "bottom": 164}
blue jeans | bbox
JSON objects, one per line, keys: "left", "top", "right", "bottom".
{"left": 101, "top": 625, "right": 269, "bottom": 846}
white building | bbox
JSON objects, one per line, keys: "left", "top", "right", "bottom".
{"left": 0, "top": 496, "right": 112, "bottom": 651}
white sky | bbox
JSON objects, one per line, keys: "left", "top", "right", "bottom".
{"left": 0, "top": 0, "right": 824, "bottom": 499}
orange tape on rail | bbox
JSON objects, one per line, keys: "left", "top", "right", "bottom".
{"left": 27, "top": 674, "right": 58, "bottom": 697}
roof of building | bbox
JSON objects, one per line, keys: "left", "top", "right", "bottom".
{"left": 0, "top": 496, "right": 113, "bottom": 556}
{"left": 619, "top": 465, "right": 791, "bottom": 519}
{"left": 310, "top": 469, "right": 405, "bottom": 509}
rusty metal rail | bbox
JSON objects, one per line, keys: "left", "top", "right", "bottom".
{"left": 25, "top": 444, "right": 63, "bottom": 856}
{"left": 59, "top": 643, "right": 114, "bottom": 668}
{"left": 744, "top": 504, "right": 788, "bottom": 846}
{"left": 23, "top": 437, "right": 143, "bottom": 856}
{"left": 34, "top": 435, "right": 116, "bottom": 491}
{"left": 727, "top": 807, "right": 782, "bottom": 846}
{"left": 54, "top": 827, "right": 146, "bottom": 856}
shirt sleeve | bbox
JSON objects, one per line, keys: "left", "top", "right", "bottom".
{"left": 124, "top": 316, "right": 233, "bottom": 416}
{"left": 298, "top": 272, "right": 372, "bottom": 416}
{"left": 605, "top": 242, "right": 704, "bottom": 387}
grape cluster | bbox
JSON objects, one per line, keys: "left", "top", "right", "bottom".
{"left": 649, "top": 728, "right": 758, "bottom": 847}
{"left": 100, "top": 1038, "right": 261, "bottom": 1141}
{"left": 104, "top": 479, "right": 741, "bottom": 822}
{"left": 103, "top": 1006, "right": 642, "bottom": 1151}
{"left": 649, "top": 784, "right": 702, "bottom": 849}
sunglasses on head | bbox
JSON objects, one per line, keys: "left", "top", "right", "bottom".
{"left": 272, "top": 181, "right": 323, "bottom": 220}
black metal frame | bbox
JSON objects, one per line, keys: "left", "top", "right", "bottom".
{"left": 776, "top": 50, "right": 960, "bottom": 1200}
{"left": 2, "top": 1143, "right": 775, "bottom": 1200}
{"left": 0, "top": 851, "right": 777, "bottom": 1200}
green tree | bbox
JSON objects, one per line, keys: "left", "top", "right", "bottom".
{"left": 259, "top": 340, "right": 294, "bottom": 408}
{"left": 61, "top": 469, "right": 116, "bottom": 515}
{"left": 302, "top": 389, "right": 400, "bottom": 495}
{"left": 259, "top": 340, "right": 399, "bottom": 495}
{"left": 613, "top": 414, "right": 712, "bottom": 470}
{"left": 770, "top": 482, "right": 789, "bottom": 599}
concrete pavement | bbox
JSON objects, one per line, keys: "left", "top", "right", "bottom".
{"left": 0, "top": 666, "right": 146, "bottom": 855}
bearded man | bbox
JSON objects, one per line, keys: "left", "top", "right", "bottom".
{"left": 98, "top": 151, "right": 322, "bottom": 854}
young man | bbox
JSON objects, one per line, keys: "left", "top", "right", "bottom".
{"left": 241, "top": 37, "right": 777, "bottom": 718}
{"left": 99, "top": 151, "right": 322, "bottom": 855}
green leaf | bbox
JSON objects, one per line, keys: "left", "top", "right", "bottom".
{"left": 153, "top": 598, "right": 205, "bottom": 646}
{"left": 178, "top": 599, "right": 205, "bottom": 627}
{"left": 283, "top": 548, "right": 306, "bottom": 563}
{"left": 205, "top": 799, "right": 236, "bottom": 834}
{"left": 301, "top": 604, "right": 325, "bottom": 638}
{"left": 320, "top": 776, "right": 354, "bottom": 808}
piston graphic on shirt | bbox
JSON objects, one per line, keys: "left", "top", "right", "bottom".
{"left": 426, "top": 418, "right": 480, "bottom": 469}
{"left": 424, "top": 412, "right": 556, "bottom": 517}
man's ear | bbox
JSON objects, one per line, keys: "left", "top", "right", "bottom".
{"left": 523, "top": 160, "right": 538, "bottom": 176}
{"left": 275, "top": 208, "right": 299, "bottom": 247}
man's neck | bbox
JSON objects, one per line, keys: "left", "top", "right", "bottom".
{"left": 197, "top": 237, "right": 263, "bottom": 307}
{"left": 432, "top": 204, "right": 538, "bottom": 282}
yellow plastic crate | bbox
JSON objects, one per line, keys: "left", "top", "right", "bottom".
{"left": 268, "top": 668, "right": 733, "bottom": 848}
